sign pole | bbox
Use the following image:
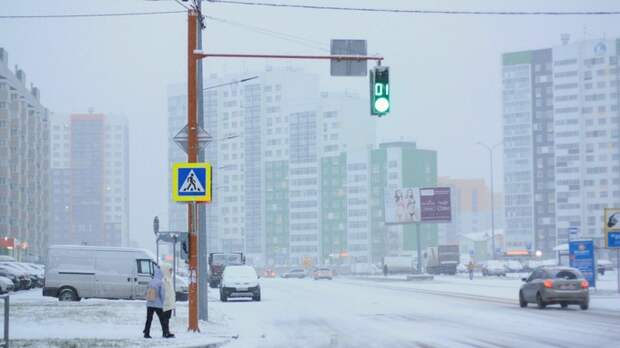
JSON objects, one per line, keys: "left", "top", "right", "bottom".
{"left": 187, "top": 8, "right": 199, "bottom": 332}
{"left": 617, "top": 249, "right": 619, "bottom": 294}
{"left": 416, "top": 223, "right": 422, "bottom": 274}
{"left": 173, "top": 235, "right": 177, "bottom": 317}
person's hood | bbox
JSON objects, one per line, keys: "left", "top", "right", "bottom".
{"left": 153, "top": 266, "right": 163, "bottom": 281}
{"left": 161, "top": 264, "right": 172, "bottom": 281}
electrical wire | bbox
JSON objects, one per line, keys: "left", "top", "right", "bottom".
{"left": 0, "top": 10, "right": 185, "bottom": 19}
{"left": 204, "top": 15, "right": 329, "bottom": 52}
{"left": 206, "top": 0, "right": 620, "bottom": 16}
{"left": 174, "top": 0, "right": 191, "bottom": 10}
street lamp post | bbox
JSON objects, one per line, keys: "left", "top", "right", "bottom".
{"left": 476, "top": 142, "right": 502, "bottom": 260}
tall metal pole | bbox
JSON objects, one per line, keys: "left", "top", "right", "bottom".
{"left": 416, "top": 223, "right": 422, "bottom": 274}
{"left": 187, "top": 8, "right": 199, "bottom": 332}
{"left": 156, "top": 238, "right": 159, "bottom": 263}
{"left": 489, "top": 149, "right": 496, "bottom": 260}
{"left": 196, "top": 0, "right": 209, "bottom": 323}
{"left": 477, "top": 142, "right": 499, "bottom": 260}
{"left": 172, "top": 235, "right": 177, "bottom": 317}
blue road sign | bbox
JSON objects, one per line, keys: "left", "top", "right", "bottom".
{"left": 608, "top": 231, "right": 620, "bottom": 248}
{"left": 569, "top": 240, "right": 595, "bottom": 288}
{"left": 172, "top": 163, "right": 212, "bottom": 202}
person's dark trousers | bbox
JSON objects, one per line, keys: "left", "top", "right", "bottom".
{"left": 164, "top": 310, "right": 173, "bottom": 333}
{"left": 144, "top": 307, "right": 167, "bottom": 336}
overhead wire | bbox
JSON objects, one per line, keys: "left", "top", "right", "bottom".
{"left": 0, "top": 10, "right": 186, "bottom": 19}
{"left": 174, "top": 0, "right": 191, "bottom": 10}
{"left": 204, "top": 15, "right": 329, "bottom": 52}
{"left": 206, "top": 0, "right": 620, "bottom": 16}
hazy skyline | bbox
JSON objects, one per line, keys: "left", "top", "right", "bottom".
{"left": 2, "top": 0, "right": 620, "bottom": 250}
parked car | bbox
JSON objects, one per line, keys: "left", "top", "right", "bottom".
{"left": 282, "top": 268, "right": 307, "bottom": 279}
{"left": 0, "top": 276, "right": 14, "bottom": 294}
{"left": 505, "top": 260, "right": 524, "bottom": 273}
{"left": 0, "top": 270, "right": 19, "bottom": 290}
{"left": 175, "top": 275, "right": 189, "bottom": 302}
{"left": 4, "top": 262, "right": 44, "bottom": 287}
{"left": 313, "top": 268, "right": 333, "bottom": 280}
{"left": 481, "top": 260, "right": 507, "bottom": 277}
{"left": 597, "top": 259, "right": 614, "bottom": 275}
{"left": 44, "top": 245, "right": 157, "bottom": 301}
{"left": 519, "top": 266, "right": 589, "bottom": 310}
{"left": 219, "top": 265, "right": 261, "bottom": 302}
{"left": 0, "top": 264, "right": 31, "bottom": 290}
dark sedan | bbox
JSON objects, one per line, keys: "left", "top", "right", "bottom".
{"left": 519, "top": 266, "right": 589, "bottom": 310}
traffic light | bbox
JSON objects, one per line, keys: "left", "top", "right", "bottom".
{"left": 153, "top": 216, "right": 159, "bottom": 235}
{"left": 370, "top": 66, "right": 390, "bottom": 116}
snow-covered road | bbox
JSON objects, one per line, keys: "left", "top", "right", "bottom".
{"left": 219, "top": 276, "right": 620, "bottom": 348}
{"left": 8, "top": 274, "right": 620, "bottom": 348}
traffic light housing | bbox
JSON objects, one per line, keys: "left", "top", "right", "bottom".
{"left": 153, "top": 216, "right": 159, "bottom": 235}
{"left": 370, "top": 66, "right": 390, "bottom": 116}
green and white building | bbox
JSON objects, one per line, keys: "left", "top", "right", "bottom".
{"left": 323, "top": 141, "right": 438, "bottom": 264}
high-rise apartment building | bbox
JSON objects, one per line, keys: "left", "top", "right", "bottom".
{"left": 168, "top": 68, "right": 377, "bottom": 266}
{"left": 334, "top": 142, "right": 438, "bottom": 264}
{"left": 50, "top": 113, "right": 129, "bottom": 246}
{"left": 552, "top": 38, "right": 620, "bottom": 245}
{"left": 0, "top": 48, "right": 50, "bottom": 260}
{"left": 502, "top": 37, "right": 620, "bottom": 256}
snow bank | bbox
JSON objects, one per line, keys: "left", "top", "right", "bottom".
{"left": 8, "top": 289, "right": 231, "bottom": 348}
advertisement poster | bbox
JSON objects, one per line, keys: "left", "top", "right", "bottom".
{"left": 419, "top": 187, "right": 452, "bottom": 223}
{"left": 384, "top": 187, "right": 421, "bottom": 224}
{"left": 385, "top": 187, "right": 451, "bottom": 224}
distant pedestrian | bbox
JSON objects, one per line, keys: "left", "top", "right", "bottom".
{"left": 162, "top": 264, "right": 176, "bottom": 338}
{"left": 467, "top": 260, "right": 475, "bottom": 280}
{"left": 143, "top": 265, "right": 170, "bottom": 339}
{"left": 383, "top": 264, "right": 388, "bottom": 277}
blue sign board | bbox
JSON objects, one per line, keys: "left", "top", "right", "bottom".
{"left": 569, "top": 240, "right": 595, "bottom": 288}
{"left": 172, "top": 163, "right": 212, "bottom": 202}
{"left": 608, "top": 231, "right": 620, "bottom": 248}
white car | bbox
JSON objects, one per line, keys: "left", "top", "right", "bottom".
{"left": 505, "top": 260, "right": 524, "bottom": 273}
{"left": 219, "top": 265, "right": 261, "bottom": 302}
{"left": 0, "top": 276, "right": 14, "bottom": 294}
{"left": 482, "top": 260, "right": 507, "bottom": 277}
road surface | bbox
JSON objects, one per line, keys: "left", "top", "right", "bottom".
{"left": 218, "top": 276, "right": 620, "bottom": 348}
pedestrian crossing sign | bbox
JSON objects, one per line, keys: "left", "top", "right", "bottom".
{"left": 172, "top": 162, "right": 212, "bottom": 202}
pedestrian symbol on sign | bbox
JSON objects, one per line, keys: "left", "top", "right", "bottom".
{"left": 180, "top": 170, "right": 205, "bottom": 193}
{"left": 172, "top": 163, "right": 212, "bottom": 202}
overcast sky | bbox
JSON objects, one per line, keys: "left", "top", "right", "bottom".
{"left": 2, "top": 0, "right": 620, "bottom": 250}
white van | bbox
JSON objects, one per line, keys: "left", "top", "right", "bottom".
{"left": 43, "top": 245, "right": 157, "bottom": 301}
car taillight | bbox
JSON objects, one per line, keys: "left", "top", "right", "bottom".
{"left": 543, "top": 279, "right": 553, "bottom": 288}
{"left": 580, "top": 280, "right": 589, "bottom": 288}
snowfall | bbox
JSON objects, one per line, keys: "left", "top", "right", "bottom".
{"left": 6, "top": 271, "right": 620, "bottom": 348}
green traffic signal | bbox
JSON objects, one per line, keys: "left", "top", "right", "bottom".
{"left": 370, "top": 66, "right": 390, "bottom": 116}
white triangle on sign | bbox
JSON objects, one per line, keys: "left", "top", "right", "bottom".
{"left": 180, "top": 169, "right": 205, "bottom": 193}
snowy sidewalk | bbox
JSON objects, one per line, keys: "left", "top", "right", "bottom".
{"left": 9, "top": 289, "right": 232, "bottom": 348}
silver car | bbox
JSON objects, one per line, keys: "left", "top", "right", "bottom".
{"left": 519, "top": 266, "right": 589, "bottom": 310}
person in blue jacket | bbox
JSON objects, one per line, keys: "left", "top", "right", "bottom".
{"left": 143, "top": 265, "right": 172, "bottom": 338}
